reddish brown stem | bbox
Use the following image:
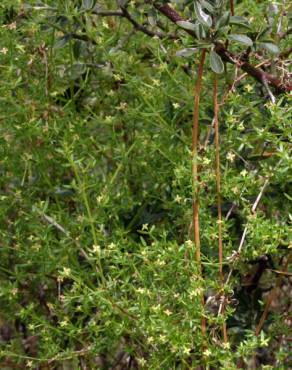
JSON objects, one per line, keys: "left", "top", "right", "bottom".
{"left": 213, "top": 76, "right": 223, "bottom": 284}
{"left": 230, "top": 0, "right": 235, "bottom": 16}
{"left": 213, "top": 75, "right": 228, "bottom": 343}
{"left": 192, "top": 49, "right": 207, "bottom": 337}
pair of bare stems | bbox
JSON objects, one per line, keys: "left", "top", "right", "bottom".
{"left": 192, "top": 47, "right": 290, "bottom": 349}
{"left": 192, "top": 50, "right": 227, "bottom": 343}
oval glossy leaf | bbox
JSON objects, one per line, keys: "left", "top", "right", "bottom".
{"left": 176, "top": 48, "right": 198, "bottom": 57}
{"left": 259, "top": 42, "right": 279, "bottom": 54}
{"left": 176, "top": 20, "right": 197, "bottom": 31}
{"left": 209, "top": 50, "right": 224, "bottom": 74}
{"left": 194, "top": 1, "right": 212, "bottom": 28}
{"left": 228, "top": 34, "right": 253, "bottom": 46}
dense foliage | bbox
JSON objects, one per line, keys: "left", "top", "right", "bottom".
{"left": 0, "top": 1, "right": 291, "bottom": 369}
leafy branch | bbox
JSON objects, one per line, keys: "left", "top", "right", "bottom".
{"left": 153, "top": 2, "right": 291, "bottom": 93}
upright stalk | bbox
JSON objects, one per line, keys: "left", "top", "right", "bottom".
{"left": 230, "top": 0, "right": 235, "bottom": 16}
{"left": 213, "top": 76, "right": 223, "bottom": 283}
{"left": 192, "top": 49, "right": 207, "bottom": 336}
{"left": 213, "top": 75, "right": 228, "bottom": 343}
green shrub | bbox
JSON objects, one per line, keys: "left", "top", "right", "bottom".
{"left": 0, "top": 1, "right": 291, "bottom": 369}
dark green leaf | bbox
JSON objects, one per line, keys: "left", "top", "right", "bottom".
{"left": 230, "top": 16, "right": 250, "bottom": 28}
{"left": 54, "top": 35, "right": 71, "bottom": 49}
{"left": 215, "top": 11, "right": 230, "bottom": 30}
{"left": 200, "top": 0, "right": 215, "bottom": 14}
{"left": 194, "top": 1, "right": 212, "bottom": 28}
{"left": 259, "top": 42, "right": 280, "bottom": 54}
{"left": 228, "top": 34, "right": 253, "bottom": 46}
{"left": 176, "top": 20, "right": 197, "bottom": 32}
{"left": 73, "top": 40, "right": 87, "bottom": 59}
{"left": 176, "top": 48, "right": 199, "bottom": 57}
{"left": 209, "top": 50, "right": 224, "bottom": 74}
{"left": 194, "top": 23, "right": 207, "bottom": 39}
{"left": 66, "top": 64, "right": 87, "bottom": 80}
{"left": 73, "top": 40, "right": 82, "bottom": 59}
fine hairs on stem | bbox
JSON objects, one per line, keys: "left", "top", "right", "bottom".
{"left": 192, "top": 49, "right": 207, "bottom": 337}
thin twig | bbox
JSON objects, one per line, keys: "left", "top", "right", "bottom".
{"left": 230, "top": 0, "right": 235, "bottom": 16}
{"left": 213, "top": 75, "right": 228, "bottom": 343}
{"left": 213, "top": 76, "right": 224, "bottom": 284}
{"left": 192, "top": 49, "right": 207, "bottom": 337}
{"left": 120, "top": 5, "right": 176, "bottom": 39}
{"left": 33, "top": 207, "right": 92, "bottom": 269}
{"left": 92, "top": 9, "right": 123, "bottom": 17}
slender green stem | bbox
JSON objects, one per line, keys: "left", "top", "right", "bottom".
{"left": 68, "top": 154, "right": 105, "bottom": 285}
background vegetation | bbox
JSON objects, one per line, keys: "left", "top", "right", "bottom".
{"left": 0, "top": 0, "right": 291, "bottom": 369}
